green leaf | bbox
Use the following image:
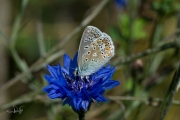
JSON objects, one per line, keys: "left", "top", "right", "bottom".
{"left": 132, "top": 19, "right": 147, "bottom": 40}
{"left": 118, "top": 14, "right": 130, "bottom": 38}
{"left": 125, "top": 78, "right": 133, "bottom": 91}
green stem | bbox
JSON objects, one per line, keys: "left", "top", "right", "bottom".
{"left": 160, "top": 65, "right": 180, "bottom": 120}
{"left": 78, "top": 113, "right": 85, "bottom": 120}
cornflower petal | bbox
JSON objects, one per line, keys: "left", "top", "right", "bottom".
{"left": 63, "top": 54, "right": 71, "bottom": 71}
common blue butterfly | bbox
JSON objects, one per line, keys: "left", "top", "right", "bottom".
{"left": 76, "top": 26, "right": 115, "bottom": 76}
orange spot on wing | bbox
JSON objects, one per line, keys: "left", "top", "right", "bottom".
{"left": 97, "top": 40, "right": 101, "bottom": 43}
{"left": 102, "top": 40, "right": 106, "bottom": 43}
{"left": 107, "top": 52, "right": 111, "bottom": 57}
{"left": 106, "top": 47, "right": 111, "bottom": 50}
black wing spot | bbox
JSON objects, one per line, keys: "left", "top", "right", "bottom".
{"left": 84, "top": 46, "right": 89, "bottom": 49}
{"left": 93, "top": 46, "right": 96, "bottom": 50}
{"left": 88, "top": 37, "right": 92, "bottom": 40}
{"left": 85, "top": 58, "right": 88, "bottom": 61}
{"left": 87, "top": 51, "right": 91, "bottom": 55}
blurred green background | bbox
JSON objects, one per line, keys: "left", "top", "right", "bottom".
{"left": 0, "top": 0, "right": 180, "bottom": 120}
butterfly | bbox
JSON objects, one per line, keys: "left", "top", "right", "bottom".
{"left": 76, "top": 26, "right": 115, "bottom": 76}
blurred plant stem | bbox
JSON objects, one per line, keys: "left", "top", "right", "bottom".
{"left": 150, "top": 22, "right": 163, "bottom": 48}
{"left": 36, "top": 21, "right": 46, "bottom": 57}
{"left": 160, "top": 11, "right": 180, "bottom": 120}
{"left": 0, "top": 90, "right": 41, "bottom": 112}
{"left": 10, "top": 0, "right": 29, "bottom": 47}
{"left": 175, "top": 11, "right": 180, "bottom": 55}
{"left": 108, "top": 95, "right": 180, "bottom": 106}
{"left": 0, "top": 0, "right": 11, "bottom": 119}
{"left": 8, "top": 0, "right": 34, "bottom": 85}
{"left": 0, "top": 0, "right": 31, "bottom": 83}
{"left": 0, "top": 0, "right": 111, "bottom": 92}
{"left": 126, "top": 0, "right": 140, "bottom": 54}
{"left": 2, "top": 92, "right": 180, "bottom": 118}
{"left": 114, "top": 41, "right": 179, "bottom": 66}
{"left": 160, "top": 65, "right": 180, "bottom": 120}
{"left": 126, "top": 0, "right": 140, "bottom": 96}
{"left": 0, "top": 50, "right": 64, "bottom": 92}
{"left": 9, "top": 47, "right": 29, "bottom": 76}
{"left": 9, "top": 0, "right": 29, "bottom": 68}
{"left": 78, "top": 113, "right": 85, "bottom": 120}
{"left": 0, "top": 29, "right": 8, "bottom": 47}
{"left": 142, "top": 65, "right": 174, "bottom": 90}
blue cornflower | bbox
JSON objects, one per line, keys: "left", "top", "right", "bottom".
{"left": 43, "top": 53, "right": 120, "bottom": 113}
{"left": 114, "top": 0, "right": 127, "bottom": 8}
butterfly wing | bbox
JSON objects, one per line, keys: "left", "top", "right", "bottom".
{"left": 78, "top": 26, "right": 103, "bottom": 72}
{"left": 78, "top": 31, "right": 115, "bottom": 76}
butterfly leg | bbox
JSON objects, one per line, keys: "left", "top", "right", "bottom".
{"left": 85, "top": 76, "right": 90, "bottom": 82}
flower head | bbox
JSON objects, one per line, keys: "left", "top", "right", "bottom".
{"left": 43, "top": 53, "right": 120, "bottom": 113}
{"left": 114, "top": 0, "right": 127, "bottom": 8}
